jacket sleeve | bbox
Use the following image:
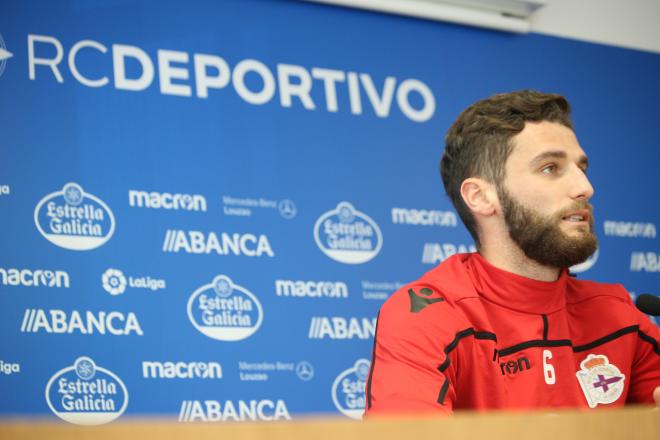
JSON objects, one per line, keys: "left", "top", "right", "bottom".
{"left": 364, "top": 285, "right": 460, "bottom": 416}
{"left": 627, "top": 311, "right": 660, "bottom": 404}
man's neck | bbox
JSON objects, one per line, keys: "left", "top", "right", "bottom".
{"left": 479, "top": 241, "right": 562, "bottom": 282}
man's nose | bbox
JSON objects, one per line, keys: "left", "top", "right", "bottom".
{"left": 570, "top": 166, "right": 595, "bottom": 200}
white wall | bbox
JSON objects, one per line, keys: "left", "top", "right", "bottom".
{"left": 532, "top": 0, "right": 660, "bottom": 54}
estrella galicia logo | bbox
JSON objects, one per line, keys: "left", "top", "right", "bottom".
{"left": 570, "top": 248, "right": 599, "bottom": 274}
{"left": 314, "top": 202, "right": 383, "bottom": 264}
{"left": 45, "top": 356, "right": 128, "bottom": 425}
{"left": 34, "top": 183, "right": 115, "bottom": 251}
{"left": 187, "top": 275, "right": 263, "bottom": 341}
{"left": 0, "top": 33, "right": 13, "bottom": 78}
{"left": 331, "top": 359, "right": 370, "bottom": 420}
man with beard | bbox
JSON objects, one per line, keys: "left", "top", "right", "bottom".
{"left": 365, "top": 90, "right": 660, "bottom": 415}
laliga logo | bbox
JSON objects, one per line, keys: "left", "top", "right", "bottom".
{"left": 570, "top": 249, "right": 599, "bottom": 274}
{"left": 331, "top": 359, "right": 370, "bottom": 420}
{"left": 34, "top": 183, "right": 115, "bottom": 250}
{"left": 102, "top": 269, "right": 127, "bottom": 295}
{"left": 314, "top": 202, "right": 383, "bottom": 264}
{"left": 187, "top": 275, "right": 263, "bottom": 341}
{"left": 45, "top": 356, "right": 128, "bottom": 425}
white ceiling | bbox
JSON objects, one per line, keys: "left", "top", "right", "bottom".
{"left": 531, "top": 0, "right": 660, "bottom": 54}
{"left": 306, "top": 0, "right": 660, "bottom": 54}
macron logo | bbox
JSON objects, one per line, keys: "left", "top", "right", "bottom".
{"left": 391, "top": 208, "right": 457, "bottom": 227}
{"left": 275, "top": 280, "right": 348, "bottom": 298}
{"left": 129, "top": 190, "right": 207, "bottom": 212}
{"left": 142, "top": 361, "right": 222, "bottom": 379}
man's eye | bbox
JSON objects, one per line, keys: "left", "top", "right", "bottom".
{"left": 541, "top": 164, "right": 556, "bottom": 174}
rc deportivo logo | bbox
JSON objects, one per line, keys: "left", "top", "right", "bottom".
{"left": 332, "top": 359, "right": 370, "bottom": 420}
{"left": 0, "top": 33, "right": 13, "bottom": 78}
{"left": 187, "top": 275, "right": 263, "bottom": 341}
{"left": 314, "top": 202, "right": 382, "bottom": 264}
{"left": 34, "top": 183, "right": 115, "bottom": 250}
{"left": 45, "top": 357, "right": 128, "bottom": 425}
{"left": 27, "top": 33, "right": 435, "bottom": 122}
{"left": 576, "top": 354, "right": 625, "bottom": 408}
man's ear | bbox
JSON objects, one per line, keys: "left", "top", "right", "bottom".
{"left": 460, "top": 178, "right": 497, "bottom": 217}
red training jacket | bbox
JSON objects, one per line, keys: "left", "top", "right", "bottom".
{"left": 365, "top": 253, "right": 660, "bottom": 415}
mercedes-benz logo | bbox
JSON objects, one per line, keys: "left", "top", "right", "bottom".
{"left": 296, "top": 361, "right": 314, "bottom": 381}
{"left": 278, "top": 199, "right": 297, "bottom": 219}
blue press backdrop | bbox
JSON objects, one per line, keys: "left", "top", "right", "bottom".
{"left": 1, "top": 0, "right": 659, "bottom": 424}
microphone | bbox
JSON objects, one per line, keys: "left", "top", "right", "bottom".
{"left": 635, "top": 294, "right": 660, "bottom": 317}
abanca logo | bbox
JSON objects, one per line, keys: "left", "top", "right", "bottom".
{"left": 314, "top": 202, "right": 382, "bottom": 264}
{"left": 34, "top": 183, "right": 115, "bottom": 250}
{"left": 332, "top": 359, "right": 370, "bottom": 420}
{"left": 308, "top": 316, "right": 376, "bottom": 340}
{"left": 570, "top": 249, "right": 599, "bottom": 274}
{"left": 21, "top": 309, "right": 143, "bottom": 336}
{"left": 178, "top": 399, "right": 290, "bottom": 422}
{"left": 187, "top": 275, "right": 263, "bottom": 341}
{"left": 630, "top": 251, "right": 660, "bottom": 273}
{"left": 45, "top": 356, "right": 128, "bottom": 425}
{"left": 163, "top": 230, "right": 274, "bottom": 257}
{"left": 421, "top": 242, "right": 476, "bottom": 264}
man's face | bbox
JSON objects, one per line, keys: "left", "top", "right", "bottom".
{"left": 498, "top": 121, "right": 598, "bottom": 268}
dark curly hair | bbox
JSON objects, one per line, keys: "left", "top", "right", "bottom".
{"left": 441, "top": 90, "right": 574, "bottom": 246}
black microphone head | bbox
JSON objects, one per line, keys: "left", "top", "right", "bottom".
{"left": 635, "top": 294, "right": 660, "bottom": 317}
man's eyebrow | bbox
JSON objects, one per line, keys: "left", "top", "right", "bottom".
{"left": 529, "top": 150, "right": 566, "bottom": 166}
{"left": 529, "top": 150, "right": 589, "bottom": 168}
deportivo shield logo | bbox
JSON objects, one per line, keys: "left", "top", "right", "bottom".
{"left": 575, "top": 354, "right": 625, "bottom": 408}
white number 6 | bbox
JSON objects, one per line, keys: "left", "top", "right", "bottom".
{"left": 543, "top": 349, "right": 556, "bottom": 385}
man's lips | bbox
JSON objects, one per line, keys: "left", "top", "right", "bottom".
{"left": 561, "top": 209, "right": 591, "bottom": 224}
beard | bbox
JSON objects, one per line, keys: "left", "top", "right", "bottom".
{"left": 498, "top": 187, "right": 598, "bottom": 269}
